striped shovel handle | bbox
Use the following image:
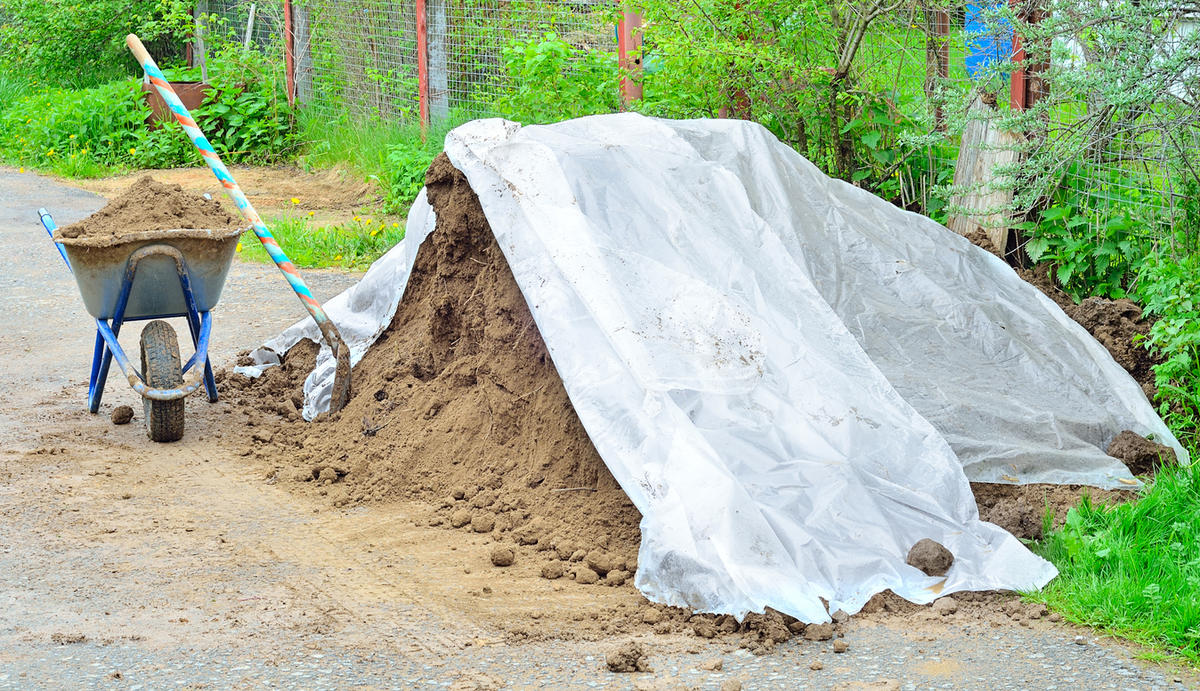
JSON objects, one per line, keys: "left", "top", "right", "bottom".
{"left": 125, "top": 33, "right": 351, "bottom": 410}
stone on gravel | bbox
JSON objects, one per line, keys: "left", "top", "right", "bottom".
{"left": 804, "top": 622, "right": 834, "bottom": 641}
{"left": 932, "top": 597, "right": 959, "bottom": 616}
{"left": 606, "top": 642, "right": 652, "bottom": 672}
{"left": 698, "top": 657, "right": 723, "bottom": 671}
{"left": 692, "top": 618, "right": 717, "bottom": 639}
{"left": 720, "top": 681, "right": 743, "bottom": 691}
{"left": 1107, "top": 430, "right": 1176, "bottom": 475}
{"left": 489, "top": 546, "right": 514, "bottom": 567}
{"left": 110, "top": 406, "right": 133, "bottom": 425}
{"left": 833, "top": 639, "right": 850, "bottom": 653}
{"left": 906, "top": 538, "right": 954, "bottom": 576}
{"left": 810, "top": 660, "right": 824, "bottom": 671}
{"left": 540, "top": 561, "right": 564, "bottom": 579}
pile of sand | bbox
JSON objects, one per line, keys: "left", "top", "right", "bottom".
{"left": 56, "top": 176, "right": 240, "bottom": 242}
{"left": 231, "top": 154, "right": 642, "bottom": 584}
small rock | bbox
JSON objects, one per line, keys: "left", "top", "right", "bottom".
{"left": 605, "top": 569, "right": 630, "bottom": 587}
{"left": 810, "top": 660, "right": 824, "bottom": 671}
{"left": 906, "top": 538, "right": 954, "bottom": 576}
{"left": 606, "top": 642, "right": 652, "bottom": 672}
{"left": 317, "top": 467, "right": 338, "bottom": 484}
{"left": 110, "top": 406, "right": 133, "bottom": 425}
{"left": 1025, "top": 603, "right": 1048, "bottom": 619}
{"left": 490, "top": 546, "right": 514, "bottom": 567}
{"left": 698, "top": 657, "right": 723, "bottom": 671}
{"left": 1074, "top": 635, "right": 1087, "bottom": 645}
{"left": 788, "top": 621, "right": 806, "bottom": 634}
{"left": 931, "top": 597, "right": 959, "bottom": 616}
{"left": 804, "top": 622, "right": 834, "bottom": 641}
{"left": 471, "top": 513, "right": 496, "bottom": 533}
{"left": 449, "top": 509, "right": 472, "bottom": 528}
{"left": 641, "top": 607, "right": 664, "bottom": 624}
{"left": 720, "top": 681, "right": 743, "bottom": 691}
{"left": 1048, "top": 612, "right": 1063, "bottom": 622}
{"left": 833, "top": 639, "right": 849, "bottom": 654}
{"left": 692, "top": 619, "right": 717, "bottom": 639}
{"left": 831, "top": 609, "right": 850, "bottom": 624}
{"left": 573, "top": 565, "right": 600, "bottom": 585}
{"left": 540, "top": 562, "right": 564, "bottom": 579}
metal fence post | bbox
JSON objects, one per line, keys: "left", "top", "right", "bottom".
{"left": 417, "top": 0, "right": 430, "bottom": 131}
{"left": 617, "top": 9, "right": 643, "bottom": 106}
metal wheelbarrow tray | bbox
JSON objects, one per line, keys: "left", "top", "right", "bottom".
{"left": 42, "top": 209, "right": 243, "bottom": 442}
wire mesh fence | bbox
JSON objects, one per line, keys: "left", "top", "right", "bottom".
{"left": 206, "top": 0, "right": 1198, "bottom": 233}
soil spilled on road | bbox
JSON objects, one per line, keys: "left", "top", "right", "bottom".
{"left": 55, "top": 176, "right": 241, "bottom": 243}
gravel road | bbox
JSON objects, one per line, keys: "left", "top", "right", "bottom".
{"left": 0, "top": 167, "right": 1194, "bottom": 689}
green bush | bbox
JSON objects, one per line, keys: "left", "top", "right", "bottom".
{"left": 1136, "top": 253, "right": 1200, "bottom": 447}
{"left": 493, "top": 31, "right": 619, "bottom": 124}
{"left": 0, "top": 51, "right": 294, "bottom": 176}
{"left": 0, "top": 0, "right": 192, "bottom": 87}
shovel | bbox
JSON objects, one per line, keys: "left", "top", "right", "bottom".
{"left": 125, "top": 33, "right": 352, "bottom": 412}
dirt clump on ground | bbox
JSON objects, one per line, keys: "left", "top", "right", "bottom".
{"left": 1065, "top": 298, "right": 1160, "bottom": 395}
{"left": 905, "top": 538, "right": 953, "bottom": 576}
{"left": 239, "top": 153, "right": 642, "bottom": 584}
{"left": 971, "top": 482, "right": 1136, "bottom": 540}
{"left": 1107, "top": 429, "right": 1177, "bottom": 476}
{"left": 56, "top": 176, "right": 240, "bottom": 241}
{"left": 606, "top": 642, "right": 652, "bottom": 672}
{"left": 110, "top": 405, "right": 133, "bottom": 425}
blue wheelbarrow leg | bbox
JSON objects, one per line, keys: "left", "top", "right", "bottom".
{"left": 87, "top": 329, "right": 109, "bottom": 413}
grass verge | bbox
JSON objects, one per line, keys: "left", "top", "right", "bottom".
{"left": 1032, "top": 460, "right": 1200, "bottom": 665}
{"left": 236, "top": 215, "right": 405, "bottom": 271}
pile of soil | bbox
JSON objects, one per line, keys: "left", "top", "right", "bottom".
{"left": 963, "top": 232, "right": 1161, "bottom": 394}
{"left": 56, "top": 176, "right": 240, "bottom": 242}
{"left": 236, "top": 153, "right": 642, "bottom": 584}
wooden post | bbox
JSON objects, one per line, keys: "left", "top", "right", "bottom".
{"left": 417, "top": 0, "right": 430, "bottom": 131}
{"left": 243, "top": 3, "right": 257, "bottom": 50}
{"left": 284, "top": 0, "right": 296, "bottom": 107}
{"left": 617, "top": 9, "right": 643, "bottom": 106}
{"left": 293, "top": 3, "right": 313, "bottom": 105}
{"left": 428, "top": 0, "right": 449, "bottom": 121}
{"left": 193, "top": 0, "right": 208, "bottom": 84}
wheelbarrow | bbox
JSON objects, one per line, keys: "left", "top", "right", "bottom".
{"left": 39, "top": 208, "right": 241, "bottom": 442}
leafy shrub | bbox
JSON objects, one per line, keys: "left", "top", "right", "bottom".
{"left": 0, "top": 0, "right": 193, "bottom": 87}
{"left": 1136, "top": 253, "right": 1200, "bottom": 446}
{"left": 0, "top": 50, "right": 294, "bottom": 176}
{"left": 493, "top": 31, "right": 619, "bottom": 124}
{"left": 383, "top": 137, "right": 442, "bottom": 214}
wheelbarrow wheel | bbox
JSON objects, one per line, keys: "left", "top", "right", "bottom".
{"left": 140, "top": 320, "right": 185, "bottom": 442}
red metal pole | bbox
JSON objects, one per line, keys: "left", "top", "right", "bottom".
{"left": 284, "top": 0, "right": 296, "bottom": 108}
{"left": 1010, "top": 29, "right": 1027, "bottom": 110}
{"left": 617, "top": 10, "right": 643, "bottom": 106}
{"left": 417, "top": 0, "right": 430, "bottom": 131}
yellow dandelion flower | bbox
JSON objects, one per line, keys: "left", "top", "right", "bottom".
{"left": 18, "top": 167, "right": 24, "bottom": 173}
{"left": 364, "top": 217, "right": 372, "bottom": 224}
{"left": 69, "top": 134, "right": 76, "bottom": 139}
{"left": 46, "top": 149, "right": 55, "bottom": 156}
{"left": 353, "top": 215, "right": 361, "bottom": 221}
{"left": 307, "top": 211, "right": 315, "bottom": 216}
{"left": 370, "top": 229, "right": 379, "bottom": 237}
{"left": 334, "top": 254, "right": 343, "bottom": 260}
{"left": 391, "top": 222, "right": 400, "bottom": 228}
{"left": 290, "top": 197, "right": 300, "bottom": 205}
{"left": 129, "top": 147, "right": 136, "bottom": 156}
{"left": 236, "top": 242, "right": 243, "bottom": 252}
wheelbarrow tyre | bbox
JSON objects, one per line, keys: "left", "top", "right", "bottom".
{"left": 140, "top": 320, "right": 185, "bottom": 443}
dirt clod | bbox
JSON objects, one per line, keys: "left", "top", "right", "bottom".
{"left": 490, "top": 546, "right": 515, "bottom": 567}
{"left": 56, "top": 176, "right": 240, "bottom": 241}
{"left": 932, "top": 597, "right": 959, "bottom": 616}
{"left": 810, "top": 660, "right": 825, "bottom": 671}
{"left": 720, "top": 681, "right": 744, "bottom": 691}
{"left": 573, "top": 565, "right": 600, "bottom": 585}
{"left": 606, "top": 642, "right": 652, "bottom": 673}
{"left": 698, "top": 657, "right": 723, "bottom": 671}
{"left": 540, "top": 562, "right": 564, "bottom": 579}
{"left": 833, "top": 639, "right": 850, "bottom": 653}
{"left": 804, "top": 622, "right": 834, "bottom": 641}
{"left": 906, "top": 538, "right": 954, "bottom": 576}
{"left": 110, "top": 406, "right": 133, "bottom": 425}
{"left": 471, "top": 513, "right": 496, "bottom": 534}
{"left": 50, "top": 632, "right": 87, "bottom": 645}
{"left": 1107, "top": 430, "right": 1176, "bottom": 476}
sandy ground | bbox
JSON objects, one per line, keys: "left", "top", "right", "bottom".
{"left": 0, "top": 166, "right": 1196, "bottom": 689}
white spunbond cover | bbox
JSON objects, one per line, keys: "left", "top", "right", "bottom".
{"left": 248, "top": 114, "right": 1184, "bottom": 622}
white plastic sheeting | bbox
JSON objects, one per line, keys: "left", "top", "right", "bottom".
{"left": 247, "top": 114, "right": 1184, "bottom": 622}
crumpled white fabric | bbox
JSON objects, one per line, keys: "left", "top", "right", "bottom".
{"left": 246, "top": 114, "right": 1185, "bottom": 622}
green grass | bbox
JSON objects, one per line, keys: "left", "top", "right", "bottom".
{"left": 1032, "top": 460, "right": 1200, "bottom": 664}
{"left": 237, "top": 215, "right": 405, "bottom": 271}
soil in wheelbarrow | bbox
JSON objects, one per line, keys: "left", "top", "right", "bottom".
{"left": 56, "top": 176, "right": 240, "bottom": 244}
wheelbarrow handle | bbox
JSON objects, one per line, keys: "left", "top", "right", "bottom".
{"left": 125, "top": 33, "right": 351, "bottom": 411}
